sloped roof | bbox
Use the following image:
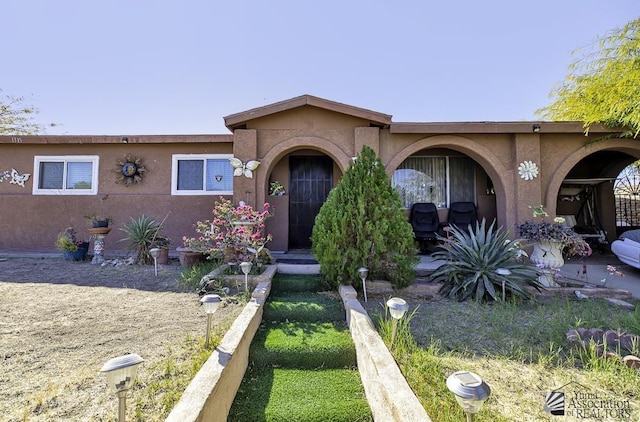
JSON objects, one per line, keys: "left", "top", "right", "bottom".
{"left": 223, "top": 94, "right": 393, "bottom": 130}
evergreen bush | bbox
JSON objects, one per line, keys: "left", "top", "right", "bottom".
{"left": 312, "top": 145, "right": 417, "bottom": 289}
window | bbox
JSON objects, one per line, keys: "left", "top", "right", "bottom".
{"left": 392, "top": 156, "right": 475, "bottom": 208}
{"left": 32, "top": 156, "right": 99, "bottom": 195}
{"left": 171, "top": 154, "right": 234, "bottom": 195}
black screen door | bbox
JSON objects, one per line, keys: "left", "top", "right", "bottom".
{"left": 288, "top": 156, "right": 333, "bottom": 249}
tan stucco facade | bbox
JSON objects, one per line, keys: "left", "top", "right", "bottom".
{"left": 0, "top": 95, "right": 636, "bottom": 252}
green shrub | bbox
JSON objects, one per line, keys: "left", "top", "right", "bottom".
{"left": 430, "top": 219, "right": 543, "bottom": 302}
{"left": 312, "top": 146, "right": 417, "bottom": 290}
{"left": 179, "top": 261, "right": 217, "bottom": 291}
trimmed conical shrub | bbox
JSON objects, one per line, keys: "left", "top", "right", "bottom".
{"left": 312, "top": 146, "right": 417, "bottom": 290}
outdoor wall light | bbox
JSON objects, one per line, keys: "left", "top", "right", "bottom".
{"left": 446, "top": 370, "right": 491, "bottom": 422}
{"left": 495, "top": 268, "right": 512, "bottom": 302}
{"left": 149, "top": 248, "right": 160, "bottom": 277}
{"left": 386, "top": 297, "right": 408, "bottom": 348}
{"left": 357, "top": 266, "right": 369, "bottom": 302}
{"left": 200, "top": 294, "right": 222, "bottom": 348}
{"left": 100, "top": 353, "right": 144, "bottom": 422}
{"left": 532, "top": 124, "right": 541, "bottom": 133}
{"left": 240, "top": 261, "right": 252, "bottom": 292}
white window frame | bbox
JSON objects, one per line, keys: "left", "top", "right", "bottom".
{"left": 32, "top": 155, "right": 99, "bottom": 195}
{"left": 171, "top": 154, "right": 234, "bottom": 196}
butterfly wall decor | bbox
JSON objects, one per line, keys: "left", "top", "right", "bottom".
{"left": 229, "top": 158, "right": 260, "bottom": 179}
{"left": 0, "top": 168, "right": 31, "bottom": 187}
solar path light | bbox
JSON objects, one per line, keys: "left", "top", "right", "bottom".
{"left": 200, "top": 294, "right": 222, "bottom": 348}
{"left": 357, "top": 266, "right": 369, "bottom": 302}
{"left": 240, "top": 261, "right": 252, "bottom": 292}
{"left": 495, "top": 268, "right": 512, "bottom": 302}
{"left": 446, "top": 370, "right": 491, "bottom": 422}
{"left": 149, "top": 247, "right": 160, "bottom": 276}
{"left": 100, "top": 353, "right": 144, "bottom": 422}
{"left": 386, "top": 297, "right": 408, "bottom": 348}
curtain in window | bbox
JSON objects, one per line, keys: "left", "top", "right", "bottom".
{"left": 393, "top": 157, "right": 447, "bottom": 208}
{"left": 392, "top": 156, "right": 476, "bottom": 208}
{"left": 39, "top": 162, "right": 64, "bottom": 189}
{"left": 449, "top": 157, "right": 475, "bottom": 203}
{"left": 66, "top": 162, "right": 93, "bottom": 190}
{"left": 205, "top": 159, "right": 233, "bottom": 191}
{"left": 177, "top": 160, "right": 204, "bottom": 190}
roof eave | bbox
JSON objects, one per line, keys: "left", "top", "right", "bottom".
{"left": 390, "top": 121, "right": 623, "bottom": 134}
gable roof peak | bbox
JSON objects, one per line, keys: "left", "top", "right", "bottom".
{"left": 224, "top": 94, "right": 392, "bottom": 130}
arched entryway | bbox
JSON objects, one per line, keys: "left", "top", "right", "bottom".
{"left": 388, "top": 142, "right": 502, "bottom": 230}
{"left": 264, "top": 145, "right": 346, "bottom": 251}
{"left": 554, "top": 149, "right": 640, "bottom": 245}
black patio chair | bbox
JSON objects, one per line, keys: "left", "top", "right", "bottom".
{"left": 446, "top": 202, "right": 478, "bottom": 234}
{"left": 409, "top": 202, "right": 441, "bottom": 253}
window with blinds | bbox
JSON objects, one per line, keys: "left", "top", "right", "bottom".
{"left": 392, "top": 155, "right": 475, "bottom": 208}
{"left": 171, "top": 154, "right": 234, "bottom": 195}
{"left": 32, "top": 156, "right": 99, "bottom": 195}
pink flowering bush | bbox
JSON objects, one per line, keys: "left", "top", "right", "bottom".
{"left": 183, "top": 197, "right": 272, "bottom": 263}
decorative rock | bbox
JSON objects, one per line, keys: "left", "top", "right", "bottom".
{"left": 604, "top": 298, "right": 635, "bottom": 310}
{"left": 588, "top": 328, "right": 605, "bottom": 344}
{"left": 566, "top": 329, "right": 581, "bottom": 343}
{"left": 623, "top": 355, "right": 640, "bottom": 369}
{"left": 605, "top": 330, "right": 620, "bottom": 347}
{"left": 605, "top": 351, "right": 622, "bottom": 362}
{"left": 620, "top": 334, "right": 639, "bottom": 353}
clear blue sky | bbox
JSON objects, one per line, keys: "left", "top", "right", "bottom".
{"left": 3, "top": 1, "right": 638, "bottom": 135}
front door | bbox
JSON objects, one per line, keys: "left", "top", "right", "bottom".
{"left": 288, "top": 156, "right": 333, "bottom": 249}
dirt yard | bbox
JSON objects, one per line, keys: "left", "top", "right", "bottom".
{"left": 0, "top": 256, "right": 244, "bottom": 422}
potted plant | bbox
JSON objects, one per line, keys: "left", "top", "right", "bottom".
{"left": 120, "top": 215, "right": 170, "bottom": 265}
{"left": 517, "top": 205, "right": 591, "bottom": 285}
{"left": 56, "top": 227, "right": 89, "bottom": 261}
{"left": 85, "top": 213, "right": 113, "bottom": 228}
{"left": 269, "top": 180, "right": 285, "bottom": 196}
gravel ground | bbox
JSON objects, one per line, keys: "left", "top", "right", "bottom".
{"left": 0, "top": 256, "right": 243, "bottom": 422}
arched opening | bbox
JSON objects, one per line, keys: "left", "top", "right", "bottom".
{"left": 614, "top": 159, "right": 640, "bottom": 235}
{"left": 556, "top": 150, "right": 638, "bottom": 247}
{"left": 391, "top": 147, "right": 497, "bottom": 227}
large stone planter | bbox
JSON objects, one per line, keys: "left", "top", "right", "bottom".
{"left": 176, "top": 247, "right": 206, "bottom": 267}
{"left": 530, "top": 240, "right": 564, "bottom": 287}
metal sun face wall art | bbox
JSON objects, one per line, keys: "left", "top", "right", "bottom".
{"left": 114, "top": 154, "right": 146, "bottom": 186}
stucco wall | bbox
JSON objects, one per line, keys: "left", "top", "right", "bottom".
{"left": 1, "top": 101, "right": 638, "bottom": 252}
{"left": 0, "top": 137, "right": 233, "bottom": 251}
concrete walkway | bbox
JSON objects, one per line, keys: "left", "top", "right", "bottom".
{"left": 273, "top": 250, "right": 640, "bottom": 300}
{"left": 2, "top": 249, "right": 639, "bottom": 299}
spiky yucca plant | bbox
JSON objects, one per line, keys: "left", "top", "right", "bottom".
{"left": 430, "top": 219, "right": 543, "bottom": 302}
{"left": 120, "top": 215, "right": 170, "bottom": 264}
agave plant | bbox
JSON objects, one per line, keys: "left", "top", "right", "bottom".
{"left": 429, "top": 219, "right": 544, "bottom": 302}
{"left": 120, "top": 215, "right": 170, "bottom": 265}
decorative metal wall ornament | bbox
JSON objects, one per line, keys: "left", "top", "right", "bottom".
{"left": 518, "top": 160, "right": 539, "bottom": 180}
{"left": 113, "top": 153, "right": 146, "bottom": 186}
{"left": 0, "top": 169, "right": 31, "bottom": 187}
{"left": 229, "top": 157, "right": 260, "bottom": 179}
